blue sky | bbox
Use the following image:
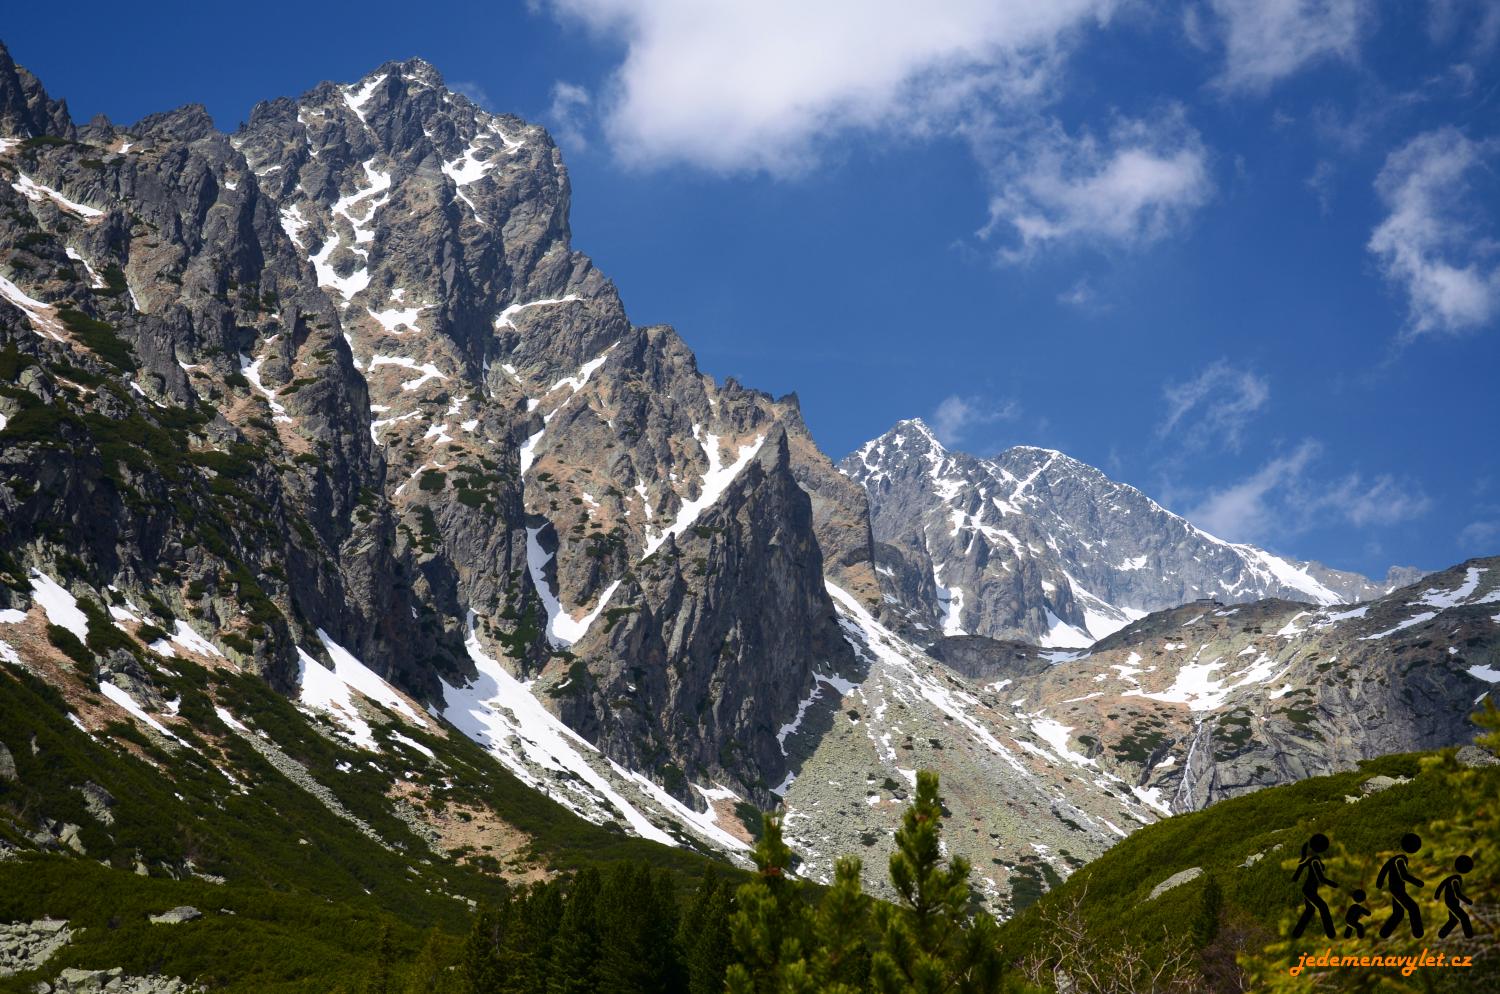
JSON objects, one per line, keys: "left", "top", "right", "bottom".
{"left": 6, "top": 1, "right": 1499, "bottom": 578}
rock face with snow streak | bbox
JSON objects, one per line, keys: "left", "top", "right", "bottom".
{"left": 767, "top": 560, "right": 1497, "bottom": 911}
{"left": 227, "top": 60, "right": 864, "bottom": 804}
{"left": 842, "top": 419, "right": 1420, "bottom": 647}
{"left": 0, "top": 46, "right": 447, "bottom": 695}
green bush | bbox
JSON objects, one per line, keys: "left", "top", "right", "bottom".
{"left": 57, "top": 309, "right": 136, "bottom": 372}
{"left": 46, "top": 624, "right": 91, "bottom": 668}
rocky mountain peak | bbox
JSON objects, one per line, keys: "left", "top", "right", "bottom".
{"left": 843, "top": 421, "right": 1422, "bottom": 648}
{"left": 0, "top": 43, "right": 1485, "bottom": 924}
{"left": 0, "top": 41, "right": 73, "bottom": 139}
{"left": 224, "top": 58, "right": 872, "bottom": 809}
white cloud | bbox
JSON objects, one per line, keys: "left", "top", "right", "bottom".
{"left": 1368, "top": 128, "right": 1500, "bottom": 338}
{"left": 976, "top": 108, "right": 1213, "bottom": 261}
{"left": 1159, "top": 359, "right": 1269, "bottom": 452}
{"left": 1185, "top": 440, "right": 1430, "bottom": 544}
{"left": 930, "top": 394, "right": 1020, "bottom": 446}
{"left": 1458, "top": 520, "right": 1500, "bottom": 550}
{"left": 1187, "top": 441, "right": 1320, "bottom": 541}
{"left": 542, "top": 2, "right": 1216, "bottom": 263}
{"left": 1305, "top": 159, "right": 1336, "bottom": 214}
{"left": 1428, "top": 0, "right": 1500, "bottom": 56}
{"left": 1198, "top": 0, "right": 1370, "bottom": 94}
{"left": 1321, "top": 474, "right": 1434, "bottom": 528}
{"left": 1058, "top": 277, "right": 1103, "bottom": 310}
{"left": 548, "top": 81, "right": 592, "bottom": 150}
{"left": 543, "top": 0, "right": 1116, "bottom": 174}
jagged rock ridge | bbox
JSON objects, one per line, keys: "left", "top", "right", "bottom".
{"left": 0, "top": 43, "right": 874, "bottom": 850}
{"left": 842, "top": 418, "right": 1423, "bottom": 647}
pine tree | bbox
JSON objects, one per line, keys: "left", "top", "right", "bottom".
{"left": 808, "top": 856, "right": 873, "bottom": 993}
{"left": 651, "top": 870, "right": 688, "bottom": 994}
{"left": 597, "top": 862, "right": 686, "bottom": 994}
{"left": 1191, "top": 873, "right": 1222, "bottom": 948}
{"left": 869, "top": 770, "right": 1003, "bottom": 994}
{"left": 510, "top": 881, "right": 564, "bottom": 994}
{"left": 405, "top": 928, "right": 453, "bottom": 994}
{"left": 725, "top": 812, "right": 812, "bottom": 994}
{"left": 368, "top": 922, "right": 394, "bottom": 994}
{"left": 549, "top": 868, "right": 602, "bottom": 994}
{"left": 681, "top": 874, "right": 733, "bottom": 994}
{"left": 460, "top": 903, "right": 509, "bottom": 994}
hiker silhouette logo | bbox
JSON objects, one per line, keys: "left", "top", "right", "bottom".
{"left": 1291, "top": 834, "right": 1339, "bottom": 939}
{"left": 1288, "top": 832, "right": 1479, "bottom": 944}
{"left": 1436, "top": 855, "right": 1475, "bottom": 939}
{"left": 1343, "top": 889, "right": 1369, "bottom": 939}
{"left": 1377, "top": 833, "right": 1425, "bottom": 939}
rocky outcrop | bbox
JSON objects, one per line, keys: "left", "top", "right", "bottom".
{"left": 36, "top": 967, "right": 197, "bottom": 993}
{"left": 0, "top": 46, "right": 72, "bottom": 140}
{"left": 990, "top": 558, "right": 1500, "bottom": 813}
{"left": 928, "top": 635, "right": 1052, "bottom": 682}
{"left": 842, "top": 419, "right": 1422, "bottom": 646}
{"left": 1147, "top": 867, "right": 1202, "bottom": 901}
{"left": 0, "top": 40, "right": 449, "bottom": 693}
{"left": 0, "top": 918, "right": 71, "bottom": 976}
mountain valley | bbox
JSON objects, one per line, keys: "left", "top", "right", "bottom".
{"left": 0, "top": 40, "right": 1496, "bottom": 991}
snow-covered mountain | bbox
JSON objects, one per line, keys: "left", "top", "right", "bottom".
{"left": 841, "top": 419, "right": 1422, "bottom": 647}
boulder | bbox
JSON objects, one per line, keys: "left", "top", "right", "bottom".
{"left": 146, "top": 907, "right": 201, "bottom": 925}
{"left": 1147, "top": 866, "right": 1203, "bottom": 901}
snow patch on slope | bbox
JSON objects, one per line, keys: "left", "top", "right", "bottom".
{"left": 441, "top": 619, "right": 677, "bottom": 845}
{"left": 525, "top": 526, "right": 620, "bottom": 647}
{"left": 30, "top": 572, "right": 88, "bottom": 641}
{"left": 297, "top": 630, "right": 426, "bottom": 750}
{"left": 641, "top": 428, "right": 765, "bottom": 559}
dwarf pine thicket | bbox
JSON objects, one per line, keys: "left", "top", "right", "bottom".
{"left": 407, "top": 771, "right": 1003, "bottom": 994}
{"left": 401, "top": 720, "right": 1499, "bottom": 994}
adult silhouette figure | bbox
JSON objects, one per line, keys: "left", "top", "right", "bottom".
{"left": 1435, "top": 855, "right": 1475, "bottom": 939}
{"left": 1292, "top": 833, "right": 1340, "bottom": 939}
{"left": 1377, "top": 833, "right": 1425, "bottom": 939}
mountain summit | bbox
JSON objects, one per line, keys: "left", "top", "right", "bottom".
{"left": 841, "top": 418, "right": 1421, "bottom": 646}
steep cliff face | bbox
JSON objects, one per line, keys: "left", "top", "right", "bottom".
{"left": 0, "top": 48, "right": 868, "bottom": 824}
{"left": 225, "top": 59, "right": 867, "bottom": 803}
{"left": 843, "top": 419, "right": 1421, "bottom": 647}
{"left": 0, "top": 49, "right": 446, "bottom": 698}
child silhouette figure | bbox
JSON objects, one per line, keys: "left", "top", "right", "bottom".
{"left": 1435, "top": 855, "right": 1475, "bottom": 939}
{"left": 1343, "top": 889, "right": 1370, "bottom": 939}
{"left": 1292, "top": 833, "right": 1340, "bottom": 939}
{"left": 1377, "top": 833, "right": 1425, "bottom": 939}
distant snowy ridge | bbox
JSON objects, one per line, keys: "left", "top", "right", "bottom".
{"left": 841, "top": 419, "right": 1413, "bottom": 647}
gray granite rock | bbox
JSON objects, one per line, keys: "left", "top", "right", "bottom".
{"left": 842, "top": 419, "right": 1423, "bottom": 646}
{"left": 1148, "top": 867, "right": 1202, "bottom": 901}
{"left": 0, "top": 918, "right": 72, "bottom": 977}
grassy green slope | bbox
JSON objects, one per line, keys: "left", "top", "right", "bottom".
{"left": 0, "top": 657, "right": 728, "bottom": 993}
{"left": 997, "top": 749, "right": 1498, "bottom": 979}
